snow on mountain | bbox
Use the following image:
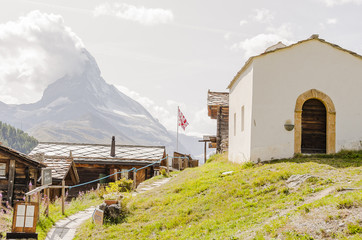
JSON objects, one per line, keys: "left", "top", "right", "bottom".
{"left": 0, "top": 49, "right": 187, "bottom": 152}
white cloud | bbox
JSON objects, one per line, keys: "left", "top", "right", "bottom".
{"left": 319, "top": 18, "right": 338, "bottom": 29}
{"left": 115, "top": 85, "right": 215, "bottom": 137}
{"left": 319, "top": 0, "right": 362, "bottom": 6}
{"left": 267, "top": 23, "right": 293, "bottom": 38}
{"left": 252, "top": 8, "right": 274, "bottom": 23}
{"left": 93, "top": 2, "right": 174, "bottom": 25}
{"left": 0, "top": 11, "right": 86, "bottom": 104}
{"left": 231, "top": 24, "right": 294, "bottom": 59}
{"left": 239, "top": 20, "right": 248, "bottom": 26}
{"left": 224, "top": 32, "right": 231, "bottom": 40}
{"left": 327, "top": 18, "right": 338, "bottom": 24}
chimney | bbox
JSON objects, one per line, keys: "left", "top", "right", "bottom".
{"left": 110, "top": 136, "right": 116, "bottom": 157}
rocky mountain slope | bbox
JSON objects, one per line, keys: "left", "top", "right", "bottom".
{"left": 0, "top": 49, "right": 183, "bottom": 152}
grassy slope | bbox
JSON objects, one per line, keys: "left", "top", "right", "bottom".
{"left": 76, "top": 152, "right": 362, "bottom": 240}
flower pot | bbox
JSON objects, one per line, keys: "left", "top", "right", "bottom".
{"left": 104, "top": 200, "right": 118, "bottom": 205}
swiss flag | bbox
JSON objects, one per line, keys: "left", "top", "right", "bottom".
{"left": 178, "top": 108, "right": 189, "bottom": 131}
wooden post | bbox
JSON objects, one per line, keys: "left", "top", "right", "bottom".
{"left": 216, "top": 106, "right": 222, "bottom": 153}
{"left": 33, "top": 169, "right": 38, "bottom": 187}
{"left": 45, "top": 187, "right": 50, "bottom": 217}
{"left": 7, "top": 160, "right": 15, "bottom": 205}
{"left": 166, "top": 154, "right": 169, "bottom": 175}
{"left": 37, "top": 191, "right": 41, "bottom": 221}
{"left": 204, "top": 142, "right": 207, "bottom": 163}
{"left": 61, "top": 180, "right": 65, "bottom": 215}
{"left": 133, "top": 170, "right": 137, "bottom": 190}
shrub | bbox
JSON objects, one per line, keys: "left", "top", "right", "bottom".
{"left": 347, "top": 222, "right": 362, "bottom": 234}
{"left": 106, "top": 178, "right": 133, "bottom": 194}
{"left": 279, "top": 187, "right": 290, "bottom": 195}
{"left": 337, "top": 199, "right": 356, "bottom": 209}
{"left": 160, "top": 168, "right": 169, "bottom": 177}
{"left": 241, "top": 161, "right": 254, "bottom": 169}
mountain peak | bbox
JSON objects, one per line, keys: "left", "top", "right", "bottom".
{"left": 39, "top": 48, "right": 110, "bottom": 105}
{"left": 0, "top": 48, "right": 177, "bottom": 151}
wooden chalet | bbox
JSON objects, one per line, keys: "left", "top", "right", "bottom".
{"left": 0, "top": 144, "right": 45, "bottom": 205}
{"left": 29, "top": 137, "right": 166, "bottom": 195}
{"left": 207, "top": 90, "right": 229, "bottom": 153}
{"left": 172, "top": 152, "right": 198, "bottom": 170}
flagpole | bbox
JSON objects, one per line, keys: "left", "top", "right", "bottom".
{"left": 176, "top": 106, "right": 179, "bottom": 152}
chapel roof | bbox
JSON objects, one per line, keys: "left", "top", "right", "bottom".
{"left": 228, "top": 34, "right": 362, "bottom": 89}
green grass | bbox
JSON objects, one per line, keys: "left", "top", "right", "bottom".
{"left": 75, "top": 152, "right": 362, "bottom": 240}
{"left": 0, "top": 206, "right": 12, "bottom": 239}
{"left": 36, "top": 190, "right": 102, "bottom": 240}
{"left": 0, "top": 190, "right": 102, "bottom": 240}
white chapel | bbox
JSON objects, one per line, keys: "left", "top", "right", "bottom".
{"left": 228, "top": 35, "right": 362, "bottom": 163}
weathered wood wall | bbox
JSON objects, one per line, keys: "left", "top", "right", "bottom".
{"left": 0, "top": 153, "right": 39, "bottom": 205}
{"left": 217, "top": 106, "right": 229, "bottom": 153}
{"left": 68, "top": 163, "right": 155, "bottom": 197}
{"left": 172, "top": 152, "right": 198, "bottom": 170}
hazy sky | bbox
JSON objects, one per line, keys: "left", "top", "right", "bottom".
{"left": 1, "top": 0, "right": 362, "bottom": 138}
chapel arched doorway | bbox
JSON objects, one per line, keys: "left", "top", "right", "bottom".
{"left": 301, "top": 99, "right": 326, "bottom": 153}
{"left": 294, "top": 89, "right": 336, "bottom": 154}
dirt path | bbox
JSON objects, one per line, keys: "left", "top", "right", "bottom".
{"left": 45, "top": 177, "right": 171, "bottom": 240}
{"left": 132, "top": 177, "right": 171, "bottom": 196}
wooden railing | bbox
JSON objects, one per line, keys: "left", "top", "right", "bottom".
{"left": 25, "top": 180, "right": 68, "bottom": 216}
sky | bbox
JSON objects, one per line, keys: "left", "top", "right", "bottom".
{"left": 1, "top": 0, "right": 362, "bottom": 138}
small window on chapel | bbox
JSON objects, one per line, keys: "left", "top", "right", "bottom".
{"left": 234, "top": 113, "right": 236, "bottom": 136}
{"left": 241, "top": 106, "right": 245, "bottom": 132}
{"left": 0, "top": 163, "right": 6, "bottom": 178}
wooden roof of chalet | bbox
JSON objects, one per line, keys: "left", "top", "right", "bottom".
{"left": 207, "top": 90, "right": 229, "bottom": 107}
{"left": 0, "top": 144, "right": 46, "bottom": 168}
{"left": 199, "top": 135, "right": 217, "bottom": 143}
{"left": 208, "top": 91, "right": 229, "bottom": 119}
{"left": 29, "top": 142, "right": 166, "bottom": 165}
{"left": 228, "top": 35, "right": 362, "bottom": 89}
{"left": 42, "top": 157, "right": 79, "bottom": 184}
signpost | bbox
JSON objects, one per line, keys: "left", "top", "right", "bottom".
{"left": 41, "top": 168, "right": 52, "bottom": 186}
{"left": 7, "top": 202, "right": 39, "bottom": 239}
{"left": 41, "top": 168, "right": 52, "bottom": 217}
{"left": 92, "top": 208, "right": 104, "bottom": 226}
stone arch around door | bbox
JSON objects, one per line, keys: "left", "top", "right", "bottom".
{"left": 294, "top": 89, "right": 336, "bottom": 154}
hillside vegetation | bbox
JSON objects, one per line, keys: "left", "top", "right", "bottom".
{"left": 0, "top": 121, "right": 38, "bottom": 154}
{"left": 76, "top": 152, "right": 362, "bottom": 240}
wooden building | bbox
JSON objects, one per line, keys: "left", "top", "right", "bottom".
{"left": 207, "top": 90, "right": 229, "bottom": 153}
{"left": 31, "top": 154, "right": 80, "bottom": 200}
{"left": 172, "top": 152, "right": 198, "bottom": 170}
{"left": 0, "top": 144, "right": 45, "bottom": 205}
{"left": 29, "top": 138, "right": 166, "bottom": 196}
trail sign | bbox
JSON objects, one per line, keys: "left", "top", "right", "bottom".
{"left": 41, "top": 168, "right": 52, "bottom": 186}
{"left": 11, "top": 202, "right": 39, "bottom": 233}
{"left": 92, "top": 208, "right": 104, "bottom": 225}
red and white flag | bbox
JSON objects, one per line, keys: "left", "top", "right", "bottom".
{"left": 178, "top": 108, "right": 189, "bottom": 131}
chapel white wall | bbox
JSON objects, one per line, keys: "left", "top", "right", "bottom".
{"left": 228, "top": 65, "right": 254, "bottom": 163}
{"left": 249, "top": 40, "right": 362, "bottom": 162}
